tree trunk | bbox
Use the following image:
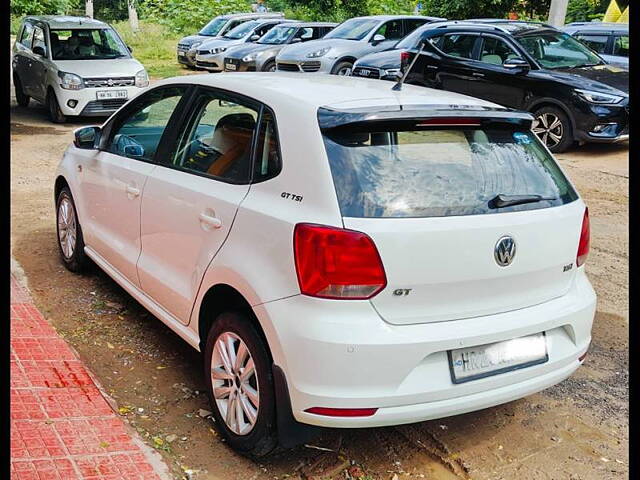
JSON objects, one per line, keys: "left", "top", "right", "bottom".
{"left": 85, "top": 0, "right": 93, "bottom": 18}
{"left": 548, "top": 0, "right": 569, "bottom": 27}
{"left": 128, "top": 0, "right": 140, "bottom": 32}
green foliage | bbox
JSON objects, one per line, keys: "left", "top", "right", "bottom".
{"left": 367, "top": 0, "right": 415, "bottom": 15}
{"left": 11, "top": 15, "right": 23, "bottom": 35}
{"left": 565, "top": 0, "right": 606, "bottom": 23}
{"left": 140, "top": 0, "right": 252, "bottom": 34}
{"left": 284, "top": 0, "right": 368, "bottom": 22}
{"left": 424, "top": 0, "right": 519, "bottom": 19}
{"left": 10, "top": 0, "right": 81, "bottom": 16}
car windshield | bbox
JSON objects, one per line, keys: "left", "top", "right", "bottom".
{"left": 517, "top": 31, "right": 603, "bottom": 69}
{"left": 324, "top": 18, "right": 380, "bottom": 41}
{"left": 395, "top": 27, "right": 425, "bottom": 49}
{"left": 258, "top": 25, "right": 296, "bottom": 44}
{"left": 322, "top": 124, "right": 577, "bottom": 218}
{"left": 224, "top": 20, "right": 259, "bottom": 39}
{"left": 199, "top": 17, "right": 228, "bottom": 36}
{"left": 50, "top": 28, "right": 129, "bottom": 60}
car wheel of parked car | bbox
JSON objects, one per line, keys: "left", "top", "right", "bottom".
{"left": 532, "top": 106, "right": 574, "bottom": 153}
{"left": 204, "top": 312, "right": 278, "bottom": 457}
{"left": 263, "top": 61, "right": 277, "bottom": 72}
{"left": 332, "top": 61, "right": 353, "bottom": 76}
{"left": 47, "top": 91, "right": 67, "bottom": 124}
{"left": 56, "top": 187, "right": 89, "bottom": 272}
{"left": 13, "top": 74, "right": 30, "bottom": 107}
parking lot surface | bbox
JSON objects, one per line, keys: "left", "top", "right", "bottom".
{"left": 10, "top": 86, "right": 628, "bottom": 479}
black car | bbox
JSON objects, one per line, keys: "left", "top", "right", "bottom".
{"left": 352, "top": 20, "right": 629, "bottom": 152}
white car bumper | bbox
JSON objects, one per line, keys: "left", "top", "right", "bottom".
{"left": 54, "top": 84, "right": 145, "bottom": 117}
{"left": 254, "top": 270, "right": 596, "bottom": 428}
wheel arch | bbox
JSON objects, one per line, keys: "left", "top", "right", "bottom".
{"left": 332, "top": 56, "right": 358, "bottom": 73}
{"left": 54, "top": 175, "right": 70, "bottom": 204}
{"left": 526, "top": 97, "right": 577, "bottom": 134}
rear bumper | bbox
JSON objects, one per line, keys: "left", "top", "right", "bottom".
{"left": 255, "top": 270, "right": 596, "bottom": 428}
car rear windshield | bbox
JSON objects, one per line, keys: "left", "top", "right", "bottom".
{"left": 322, "top": 124, "right": 578, "bottom": 218}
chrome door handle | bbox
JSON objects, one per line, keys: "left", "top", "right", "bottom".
{"left": 472, "top": 72, "right": 485, "bottom": 77}
{"left": 126, "top": 185, "right": 140, "bottom": 198}
{"left": 426, "top": 65, "right": 438, "bottom": 70}
{"left": 199, "top": 212, "right": 222, "bottom": 229}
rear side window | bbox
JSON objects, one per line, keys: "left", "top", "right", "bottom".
{"left": 253, "top": 109, "right": 281, "bottom": 181}
{"left": 575, "top": 34, "right": 609, "bottom": 54}
{"left": 440, "top": 34, "right": 477, "bottom": 59}
{"left": 613, "top": 35, "right": 628, "bottom": 57}
{"left": 322, "top": 125, "right": 578, "bottom": 218}
{"left": 19, "top": 22, "right": 34, "bottom": 49}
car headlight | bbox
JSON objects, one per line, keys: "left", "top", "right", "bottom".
{"left": 58, "top": 71, "right": 84, "bottom": 90}
{"left": 135, "top": 69, "right": 149, "bottom": 88}
{"left": 190, "top": 41, "right": 202, "bottom": 49}
{"left": 242, "top": 53, "right": 257, "bottom": 62}
{"left": 383, "top": 68, "right": 401, "bottom": 77}
{"left": 212, "top": 47, "right": 227, "bottom": 54}
{"left": 306, "top": 47, "right": 330, "bottom": 58}
{"left": 575, "top": 89, "right": 625, "bottom": 105}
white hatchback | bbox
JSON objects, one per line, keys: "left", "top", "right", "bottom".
{"left": 12, "top": 16, "right": 149, "bottom": 123}
{"left": 54, "top": 73, "right": 595, "bottom": 457}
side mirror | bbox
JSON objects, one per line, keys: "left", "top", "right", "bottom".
{"left": 372, "top": 33, "right": 386, "bottom": 44}
{"left": 124, "top": 144, "right": 145, "bottom": 158}
{"left": 503, "top": 57, "right": 530, "bottom": 72}
{"left": 250, "top": 34, "right": 260, "bottom": 41}
{"left": 33, "top": 46, "right": 46, "bottom": 57}
{"left": 291, "top": 37, "right": 302, "bottom": 43}
{"left": 127, "top": 45, "right": 133, "bottom": 53}
{"left": 73, "top": 126, "right": 101, "bottom": 149}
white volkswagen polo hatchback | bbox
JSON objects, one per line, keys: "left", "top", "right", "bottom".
{"left": 54, "top": 73, "right": 595, "bottom": 457}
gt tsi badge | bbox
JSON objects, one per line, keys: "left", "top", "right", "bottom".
{"left": 494, "top": 236, "right": 516, "bottom": 267}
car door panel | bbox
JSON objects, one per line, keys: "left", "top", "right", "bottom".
{"left": 431, "top": 34, "right": 483, "bottom": 96}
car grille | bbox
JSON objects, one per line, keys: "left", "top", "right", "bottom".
{"left": 352, "top": 67, "right": 380, "bottom": 79}
{"left": 80, "top": 99, "right": 128, "bottom": 115}
{"left": 177, "top": 43, "right": 190, "bottom": 52}
{"left": 277, "top": 62, "right": 300, "bottom": 72}
{"left": 84, "top": 77, "right": 135, "bottom": 88}
{"left": 300, "top": 61, "right": 321, "bottom": 72}
{"left": 196, "top": 60, "right": 220, "bottom": 69}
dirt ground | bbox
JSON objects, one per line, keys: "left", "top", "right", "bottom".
{"left": 10, "top": 82, "right": 628, "bottom": 479}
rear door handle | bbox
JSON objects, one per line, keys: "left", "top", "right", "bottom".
{"left": 426, "top": 65, "right": 438, "bottom": 70}
{"left": 472, "top": 72, "right": 485, "bottom": 77}
{"left": 126, "top": 185, "right": 140, "bottom": 198}
{"left": 199, "top": 212, "right": 222, "bottom": 229}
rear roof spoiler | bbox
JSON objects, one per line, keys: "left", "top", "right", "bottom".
{"left": 317, "top": 105, "right": 534, "bottom": 130}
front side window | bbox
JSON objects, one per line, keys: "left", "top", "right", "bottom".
{"left": 224, "top": 21, "right": 259, "bottom": 39}
{"left": 574, "top": 34, "right": 609, "bottom": 54}
{"left": 169, "top": 92, "right": 259, "bottom": 183}
{"left": 200, "top": 17, "right": 228, "bottom": 36}
{"left": 324, "top": 18, "right": 380, "bottom": 41}
{"left": 404, "top": 19, "right": 428, "bottom": 35}
{"left": 322, "top": 123, "right": 577, "bottom": 218}
{"left": 517, "top": 31, "right": 603, "bottom": 69}
{"left": 440, "top": 34, "right": 478, "bottom": 59}
{"left": 480, "top": 37, "right": 522, "bottom": 65}
{"left": 613, "top": 35, "right": 629, "bottom": 57}
{"left": 32, "top": 27, "right": 47, "bottom": 55}
{"left": 19, "top": 22, "right": 34, "bottom": 49}
{"left": 374, "top": 20, "right": 404, "bottom": 41}
{"left": 107, "top": 87, "right": 186, "bottom": 161}
{"left": 50, "top": 28, "right": 129, "bottom": 60}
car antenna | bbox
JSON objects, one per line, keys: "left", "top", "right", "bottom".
{"left": 392, "top": 39, "right": 427, "bottom": 91}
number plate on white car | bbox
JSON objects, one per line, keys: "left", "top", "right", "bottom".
{"left": 225, "top": 63, "right": 237, "bottom": 70}
{"left": 448, "top": 333, "right": 548, "bottom": 384}
{"left": 97, "top": 90, "right": 128, "bottom": 101}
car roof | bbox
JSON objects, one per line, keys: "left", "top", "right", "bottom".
{"left": 344, "top": 15, "right": 443, "bottom": 21}
{"left": 285, "top": 21, "right": 339, "bottom": 28}
{"left": 24, "top": 15, "right": 109, "bottom": 29}
{"left": 219, "top": 12, "right": 285, "bottom": 19}
{"left": 418, "top": 19, "right": 558, "bottom": 36}
{"left": 158, "top": 72, "right": 500, "bottom": 113}
{"left": 564, "top": 22, "right": 628, "bottom": 31}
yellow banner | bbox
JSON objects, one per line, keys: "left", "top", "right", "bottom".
{"left": 603, "top": 0, "right": 622, "bottom": 22}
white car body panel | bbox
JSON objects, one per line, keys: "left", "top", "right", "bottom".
{"left": 54, "top": 73, "right": 596, "bottom": 429}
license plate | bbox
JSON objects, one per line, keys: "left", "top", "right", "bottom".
{"left": 226, "top": 63, "right": 237, "bottom": 70}
{"left": 178, "top": 51, "right": 186, "bottom": 57}
{"left": 97, "top": 90, "right": 127, "bottom": 101}
{"left": 448, "top": 333, "right": 548, "bottom": 384}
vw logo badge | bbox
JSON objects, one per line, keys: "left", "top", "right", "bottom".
{"left": 494, "top": 236, "right": 516, "bottom": 267}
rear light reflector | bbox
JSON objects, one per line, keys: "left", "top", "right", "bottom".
{"left": 305, "top": 407, "right": 378, "bottom": 417}
{"left": 577, "top": 207, "right": 590, "bottom": 267}
{"left": 293, "top": 223, "right": 387, "bottom": 300}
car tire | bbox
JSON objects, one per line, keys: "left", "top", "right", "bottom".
{"left": 332, "top": 60, "right": 353, "bottom": 76}
{"left": 532, "top": 106, "right": 574, "bottom": 153}
{"left": 204, "top": 312, "right": 279, "bottom": 457}
{"left": 13, "top": 74, "right": 30, "bottom": 107}
{"left": 47, "top": 90, "right": 67, "bottom": 124}
{"left": 262, "top": 61, "right": 276, "bottom": 72}
{"left": 56, "top": 187, "right": 90, "bottom": 273}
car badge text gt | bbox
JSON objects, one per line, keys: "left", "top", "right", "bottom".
{"left": 494, "top": 236, "right": 516, "bottom": 267}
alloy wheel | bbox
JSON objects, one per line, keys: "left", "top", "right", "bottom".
{"left": 532, "top": 113, "right": 564, "bottom": 149}
{"left": 337, "top": 66, "right": 352, "bottom": 75}
{"left": 211, "top": 332, "right": 260, "bottom": 435}
{"left": 57, "top": 197, "right": 77, "bottom": 259}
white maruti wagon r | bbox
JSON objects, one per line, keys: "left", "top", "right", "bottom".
{"left": 54, "top": 73, "right": 595, "bottom": 457}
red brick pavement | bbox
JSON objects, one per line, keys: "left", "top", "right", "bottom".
{"left": 10, "top": 274, "right": 170, "bottom": 480}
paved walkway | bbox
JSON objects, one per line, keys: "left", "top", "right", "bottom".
{"left": 10, "top": 274, "right": 170, "bottom": 480}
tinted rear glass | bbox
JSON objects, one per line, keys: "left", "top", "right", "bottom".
{"left": 322, "top": 125, "right": 578, "bottom": 218}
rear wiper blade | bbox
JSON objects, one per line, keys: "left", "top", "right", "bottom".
{"left": 489, "top": 194, "right": 557, "bottom": 209}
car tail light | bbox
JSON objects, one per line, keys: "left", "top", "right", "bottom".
{"left": 400, "top": 50, "right": 410, "bottom": 64}
{"left": 293, "top": 223, "right": 387, "bottom": 300}
{"left": 576, "top": 207, "right": 590, "bottom": 267}
{"left": 305, "top": 407, "right": 378, "bottom": 417}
